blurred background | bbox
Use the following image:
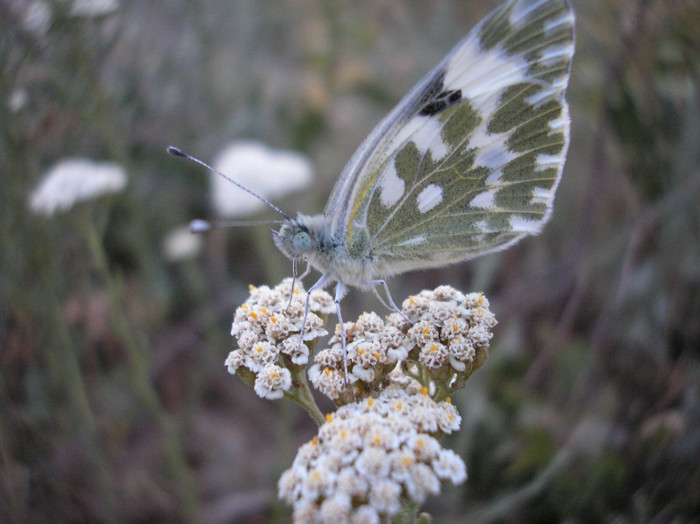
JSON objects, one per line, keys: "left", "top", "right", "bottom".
{"left": 2, "top": 0, "right": 699, "bottom": 522}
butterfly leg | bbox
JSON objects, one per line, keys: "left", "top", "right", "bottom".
{"left": 286, "top": 258, "right": 299, "bottom": 311}
{"left": 287, "top": 260, "right": 314, "bottom": 311}
{"left": 334, "top": 281, "right": 349, "bottom": 384}
{"left": 296, "top": 272, "right": 330, "bottom": 352}
{"left": 370, "top": 279, "right": 413, "bottom": 325}
{"left": 298, "top": 261, "right": 311, "bottom": 280}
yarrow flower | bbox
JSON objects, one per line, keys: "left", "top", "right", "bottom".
{"left": 225, "top": 279, "right": 334, "bottom": 399}
{"left": 226, "top": 280, "right": 495, "bottom": 519}
{"left": 28, "top": 158, "right": 127, "bottom": 216}
{"left": 309, "top": 286, "right": 496, "bottom": 402}
{"left": 401, "top": 287, "right": 496, "bottom": 384}
{"left": 278, "top": 374, "right": 467, "bottom": 523}
{"left": 210, "top": 141, "right": 313, "bottom": 217}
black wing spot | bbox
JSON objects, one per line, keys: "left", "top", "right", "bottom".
{"left": 416, "top": 69, "right": 463, "bottom": 117}
{"left": 419, "top": 88, "right": 462, "bottom": 117}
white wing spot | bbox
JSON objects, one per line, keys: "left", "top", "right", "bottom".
{"left": 416, "top": 184, "right": 443, "bottom": 213}
{"left": 469, "top": 189, "right": 497, "bottom": 209}
{"left": 526, "top": 89, "right": 552, "bottom": 106}
{"left": 412, "top": 118, "right": 449, "bottom": 160}
{"left": 474, "top": 220, "right": 492, "bottom": 233}
{"left": 445, "top": 40, "right": 530, "bottom": 119}
{"left": 538, "top": 45, "right": 574, "bottom": 67}
{"left": 536, "top": 153, "right": 562, "bottom": 168}
{"left": 398, "top": 236, "right": 426, "bottom": 246}
{"left": 472, "top": 131, "right": 516, "bottom": 172}
{"left": 379, "top": 162, "right": 405, "bottom": 208}
{"left": 530, "top": 186, "right": 551, "bottom": 206}
{"left": 545, "top": 13, "right": 575, "bottom": 33}
{"left": 510, "top": 215, "right": 541, "bottom": 233}
{"left": 549, "top": 115, "right": 569, "bottom": 133}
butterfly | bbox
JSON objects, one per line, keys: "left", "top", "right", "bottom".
{"left": 170, "top": 0, "right": 574, "bottom": 378}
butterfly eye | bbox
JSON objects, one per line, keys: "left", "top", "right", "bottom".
{"left": 292, "top": 231, "right": 312, "bottom": 251}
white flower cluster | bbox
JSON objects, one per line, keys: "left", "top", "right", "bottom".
{"left": 309, "top": 285, "right": 496, "bottom": 401}
{"left": 70, "top": 0, "right": 119, "bottom": 17}
{"left": 308, "top": 311, "right": 412, "bottom": 401}
{"left": 28, "top": 158, "right": 127, "bottom": 216}
{"left": 225, "top": 279, "right": 334, "bottom": 399}
{"left": 278, "top": 376, "right": 466, "bottom": 523}
{"left": 211, "top": 141, "right": 313, "bottom": 218}
{"left": 403, "top": 286, "right": 496, "bottom": 373}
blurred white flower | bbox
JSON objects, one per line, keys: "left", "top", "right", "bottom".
{"left": 23, "top": 1, "right": 52, "bottom": 36}
{"left": 29, "top": 158, "right": 127, "bottom": 216}
{"left": 70, "top": 0, "right": 119, "bottom": 17}
{"left": 162, "top": 226, "right": 202, "bottom": 262}
{"left": 210, "top": 141, "right": 313, "bottom": 217}
{"left": 8, "top": 88, "right": 29, "bottom": 113}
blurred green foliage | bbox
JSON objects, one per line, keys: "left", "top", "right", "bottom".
{"left": 1, "top": 0, "right": 700, "bottom": 522}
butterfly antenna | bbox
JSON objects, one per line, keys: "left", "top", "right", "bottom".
{"left": 167, "top": 146, "right": 292, "bottom": 222}
{"left": 190, "top": 218, "right": 284, "bottom": 233}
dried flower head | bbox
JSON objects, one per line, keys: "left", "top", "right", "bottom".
{"left": 278, "top": 375, "right": 466, "bottom": 522}
{"left": 28, "top": 158, "right": 127, "bottom": 216}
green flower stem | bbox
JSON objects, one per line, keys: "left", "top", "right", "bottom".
{"left": 49, "top": 289, "right": 118, "bottom": 523}
{"left": 82, "top": 217, "right": 199, "bottom": 521}
{"left": 394, "top": 500, "right": 422, "bottom": 524}
{"left": 285, "top": 366, "right": 326, "bottom": 427}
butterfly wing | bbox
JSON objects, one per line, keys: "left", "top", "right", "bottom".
{"left": 326, "top": 0, "right": 574, "bottom": 279}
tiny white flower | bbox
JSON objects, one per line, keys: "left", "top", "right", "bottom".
{"left": 350, "top": 505, "right": 380, "bottom": 524}
{"left": 162, "top": 225, "right": 202, "bottom": 261}
{"left": 432, "top": 449, "right": 467, "bottom": 483}
{"left": 291, "top": 498, "right": 318, "bottom": 523}
{"left": 318, "top": 493, "right": 351, "bottom": 523}
{"left": 70, "top": 0, "right": 119, "bottom": 17}
{"left": 404, "top": 462, "right": 440, "bottom": 503}
{"left": 253, "top": 364, "right": 291, "bottom": 399}
{"left": 349, "top": 365, "right": 375, "bottom": 383}
{"left": 224, "top": 350, "right": 244, "bottom": 375}
{"left": 23, "top": 1, "right": 51, "bottom": 37}
{"left": 367, "top": 478, "right": 402, "bottom": 515}
{"left": 29, "top": 158, "right": 127, "bottom": 216}
{"left": 8, "top": 88, "right": 29, "bottom": 113}
{"left": 336, "top": 468, "right": 368, "bottom": 498}
{"left": 354, "top": 447, "right": 390, "bottom": 479}
{"left": 210, "top": 141, "right": 313, "bottom": 217}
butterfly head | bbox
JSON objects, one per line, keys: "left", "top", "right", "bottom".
{"left": 273, "top": 214, "right": 330, "bottom": 263}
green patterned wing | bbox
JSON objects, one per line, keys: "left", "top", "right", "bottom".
{"left": 332, "top": 0, "right": 574, "bottom": 278}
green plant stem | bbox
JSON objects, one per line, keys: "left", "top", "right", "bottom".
{"left": 394, "top": 500, "right": 421, "bottom": 524}
{"left": 82, "top": 217, "right": 199, "bottom": 521}
{"left": 285, "top": 367, "right": 326, "bottom": 426}
{"left": 51, "top": 291, "right": 118, "bottom": 523}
